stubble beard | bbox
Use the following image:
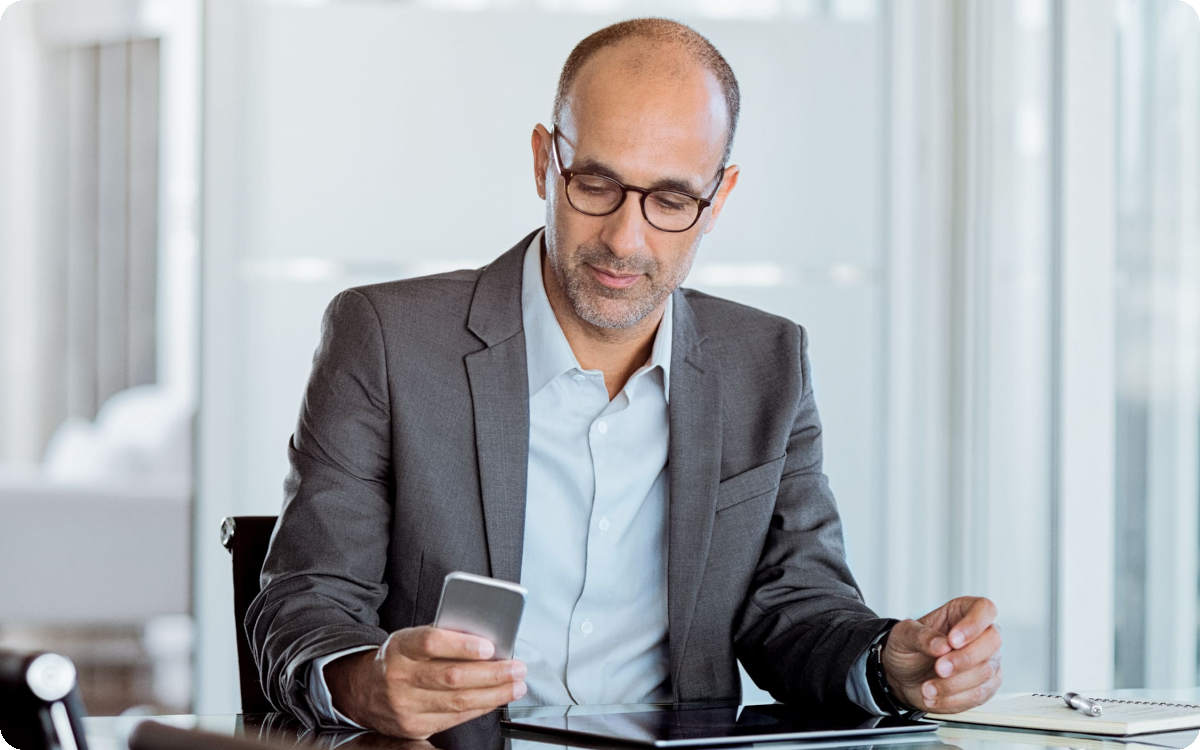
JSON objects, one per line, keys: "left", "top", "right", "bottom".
{"left": 554, "top": 241, "right": 689, "bottom": 330}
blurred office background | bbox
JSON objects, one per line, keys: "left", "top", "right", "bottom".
{"left": 0, "top": 0, "right": 1196, "bottom": 717}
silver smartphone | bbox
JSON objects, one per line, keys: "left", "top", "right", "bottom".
{"left": 432, "top": 571, "right": 527, "bottom": 660}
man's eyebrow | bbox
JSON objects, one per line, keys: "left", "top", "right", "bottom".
{"left": 571, "top": 156, "right": 705, "bottom": 196}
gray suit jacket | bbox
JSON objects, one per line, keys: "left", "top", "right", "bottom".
{"left": 248, "top": 229, "right": 890, "bottom": 727}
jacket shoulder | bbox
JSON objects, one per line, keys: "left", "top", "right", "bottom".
{"left": 347, "top": 267, "right": 480, "bottom": 305}
{"left": 680, "top": 287, "right": 804, "bottom": 342}
{"left": 326, "top": 267, "right": 482, "bottom": 327}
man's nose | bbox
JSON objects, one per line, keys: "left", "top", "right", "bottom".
{"left": 600, "top": 190, "right": 648, "bottom": 258}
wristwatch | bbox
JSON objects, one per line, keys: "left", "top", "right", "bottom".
{"left": 866, "top": 620, "right": 917, "bottom": 717}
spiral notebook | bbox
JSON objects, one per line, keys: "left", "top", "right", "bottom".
{"left": 928, "top": 693, "right": 1200, "bottom": 736}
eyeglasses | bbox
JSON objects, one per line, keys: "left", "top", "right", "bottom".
{"left": 550, "top": 128, "right": 723, "bottom": 233}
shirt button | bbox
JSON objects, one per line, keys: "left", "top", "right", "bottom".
{"left": 595, "top": 420, "right": 608, "bottom": 435}
{"left": 580, "top": 620, "right": 594, "bottom": 635}
{"left": 572, "top": 372, "right": 586, "bottom": 382}
{"left": 598, "top": 517, "right": 611, "bottom": 532}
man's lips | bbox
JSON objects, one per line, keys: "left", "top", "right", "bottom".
{"left": 589, "top": 264, "right": 642, "bottom": 289}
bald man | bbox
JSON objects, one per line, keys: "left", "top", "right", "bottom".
{"left": 247, "top": 18, "right": 1003, "bottom": 740}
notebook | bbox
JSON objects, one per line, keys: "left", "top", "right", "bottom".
{"left": 928, "top": 692, "right": 1200, "bottom": 736}
{"left": 936, "top": 722, "right": 1200, "bottom": 750}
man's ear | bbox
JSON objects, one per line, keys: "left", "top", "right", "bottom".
{"left": 702, "top": 164, "right": 740, "bottom": 235}
{"left": 531, "top": 124, "right": 553, "bottom": 200}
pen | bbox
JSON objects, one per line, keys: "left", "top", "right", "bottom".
{"left": 1063, "top": 692, "right": 1103, "bottom": 717}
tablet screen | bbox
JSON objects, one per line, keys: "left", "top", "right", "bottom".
{"left": 504, "top": 703, "right": 939, "bottom": 748}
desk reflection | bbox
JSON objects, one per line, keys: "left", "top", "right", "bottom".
{"left": 242, "top": 712, "right": 503, "bottom": 750}
{"left": 85, "top": 711, "right": 960, "bottom": 750}
{"left": 81, "top": 703, "right": 1200, "bottom": 750}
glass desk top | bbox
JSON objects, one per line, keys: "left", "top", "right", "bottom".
{"left": 79, "top": 700, "right": 1200, "bottom": 750}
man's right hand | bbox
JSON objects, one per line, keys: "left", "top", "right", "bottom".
{"left": 323, "top": 626, "right": 527, "bottom": 739}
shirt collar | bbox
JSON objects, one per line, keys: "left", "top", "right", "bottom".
{"left": 520, "top": 230, "right": 673, "bottom": 400}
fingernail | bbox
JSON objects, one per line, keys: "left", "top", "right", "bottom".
{"left": 936, "top": 659, "right": 953, "bottom": 677}
{"left": 923, "top": 683, "right": 937, "bottom": 699}
{"left": 511, "top": 663, "right": 527, "bottom": 680}
{"left": 932, "top": 637, "right": 950, "bottom": 654}
{"left": 925, "top": 696, "right": 937, "bottom": 708}
{"left": 477, "top": 641, "right": 494, "bottom": 659}
{"left": 513, "top": 681, "right": 527, "bottom": 700}
{"left": 950, "top": 631, "right": 965, "bottom": 648}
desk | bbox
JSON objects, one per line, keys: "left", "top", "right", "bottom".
{"left": 81, "top": 709, "right": 1199, "bottom": 750}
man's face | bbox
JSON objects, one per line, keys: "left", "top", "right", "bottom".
{"left": 533, "top": 42, "right": 739, "bottom": 332}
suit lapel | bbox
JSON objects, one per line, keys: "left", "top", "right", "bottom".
{"left": 464, "top": 232, "right": 537, "bottom": 584}
{"left": 666, "top": 291, "right": 722, "bottom": 694}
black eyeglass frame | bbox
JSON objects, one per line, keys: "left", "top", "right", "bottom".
{"left": 550, "top": 128, "right": 724, "bottom": 233}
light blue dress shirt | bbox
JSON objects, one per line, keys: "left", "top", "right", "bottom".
{"left": 305, "top": 231, "right": 883, "bottom": 724}
{"left": 512, "top": 231, "right": 673, "bottom": 706}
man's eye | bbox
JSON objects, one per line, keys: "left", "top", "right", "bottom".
{"left": 651, "top": 193, "right": 692, "bottom": 213}
{"left": 577, "top": 179, "right": 617, "bottom": 196}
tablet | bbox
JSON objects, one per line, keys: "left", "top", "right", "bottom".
{"left": 503, "top": 703, "right": 939, "bottom": 748}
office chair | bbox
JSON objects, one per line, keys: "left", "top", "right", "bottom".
{"left": 0, "top": 649, "right": 89, "bottom": 750}
{"left": 220, "top": 515, "right": 278, "bottom": 714}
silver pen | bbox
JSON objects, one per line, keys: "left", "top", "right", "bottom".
{"left": 1063, "top": 692, "right": 1103, "bottom": 717}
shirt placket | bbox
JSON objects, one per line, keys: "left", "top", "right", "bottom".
{"left": 565, "top": 381, "right": 631, "bottom": 703}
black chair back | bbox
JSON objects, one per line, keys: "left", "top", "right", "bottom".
{"left": 0, "top": 650, "right": 89, "bottom": 750}
{"left": 220, "top": 515, "right": 279, "bottom": 714}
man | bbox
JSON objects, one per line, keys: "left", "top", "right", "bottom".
{"left": 248, "top": 18, "right": 1002, "bottom": 740}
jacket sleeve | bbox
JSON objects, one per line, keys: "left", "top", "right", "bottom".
{"left": 732, "top": 324, "right": 893, "bottom": 708}
{"left": 245, "top": 289, "right": 394, "bottom": 728}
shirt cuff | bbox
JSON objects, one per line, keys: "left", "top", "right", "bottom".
{"left": 846, "top": 632, "right": 889, "bottom": 716}
{"left": 307, "top": 645, "right": 378, "bottom": 728}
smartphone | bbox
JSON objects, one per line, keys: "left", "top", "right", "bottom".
{"left": 432, "top": 571, "right": 527, "bottom": 660}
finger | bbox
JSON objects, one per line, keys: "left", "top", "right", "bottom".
{"left": 945, "top": 597, "right": 998, "bottom": 649}
{"left": 922, "top": 663, "right": 1003, "bottom": 713}
{"left": 412, "top": 679, "right": 528, "bottom": 715}
{"left": 892, "top": 619, "right": 951, "bottom": 658}
{"left": 922, "top": 656, "right": 1000, "bottom": 705}
{"left": 933, "top": 626, "right": 1001, "bottom": 678}
{"left": 389, "top": 626, "right": 496, "bottom": 661}
{"left": 413, "top": 659, "right": 526, "bottom": 691}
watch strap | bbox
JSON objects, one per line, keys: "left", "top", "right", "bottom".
{"left": 866, "top": 619, "right": 918, "bottom": 717}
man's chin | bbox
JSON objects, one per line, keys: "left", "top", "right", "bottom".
{"left": 572, "top": 298, "right": 658, "bottom": 330}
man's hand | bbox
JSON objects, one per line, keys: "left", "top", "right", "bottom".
{"left": 323, "top": 626, "right": 527, "bottom": 739}
{"left": 882, "top": 596, "right": 1002, "bottom": 713}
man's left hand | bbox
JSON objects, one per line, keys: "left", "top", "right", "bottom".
{"left": 882, "top": 596, "right": 1002, "bottom": 713}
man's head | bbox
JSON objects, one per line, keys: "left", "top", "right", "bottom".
{"left": 553, "top": 19, "right": 741, "bottom": 165}
{"left": 532, "top": 18, "right": 741, "bottom": 335}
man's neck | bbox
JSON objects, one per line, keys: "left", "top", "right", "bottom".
{"left": 541, "top": 253, "right": 663, "bottom": 400}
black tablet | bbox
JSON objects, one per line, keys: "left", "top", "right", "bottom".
{"left": 503, "top": 703, "right": 939, "bottom": 748}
